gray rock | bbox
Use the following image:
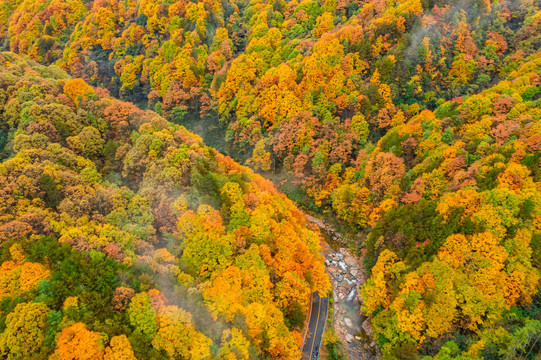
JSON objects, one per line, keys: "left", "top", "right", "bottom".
{"left": 344, "top": 318, "right": 354, "bottom": 328}
{"left": 345, "top": 334, "right": 354, "bottom": 343}
{"left": 362, "top": 317, "right": 373, "bottom": 338}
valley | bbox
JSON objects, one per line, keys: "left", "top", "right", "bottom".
{"left": 0, "top": 0, "right": 540, "bottom": 359}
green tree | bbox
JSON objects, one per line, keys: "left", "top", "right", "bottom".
{"left": 127, "top": 292, "right": 157, "bottom": 341}
{"left": 0, "top": 302, "right": 49, "bottom": 359}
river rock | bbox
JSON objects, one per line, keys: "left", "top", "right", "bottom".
{"left": 345, "top": 334, "right": 354, "bottom": 343}
{"left": 355, "top": 336, "right": 362, "bottom": 341}
{"left": 350, "top": 269, "right": 359, "bottom": 277}
{"left": 344, "top": 317, "right": 354, "bottom": 328}
{"left": 362, "top": 317, "right": 373, "bottom": 338}
{"left": 343, "top": 256, "right": 357, "bottom": 268}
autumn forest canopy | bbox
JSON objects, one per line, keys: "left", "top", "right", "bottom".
{"left": 0, "top": 0, "right": 540, "bottom": 359}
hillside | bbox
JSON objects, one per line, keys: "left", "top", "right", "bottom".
{"left": 0, "top": 53, "right": 330, "bottom": 360}
{"left": 0, "top": 0, "right": 540, "bottom": 359}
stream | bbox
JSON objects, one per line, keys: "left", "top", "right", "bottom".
{"left": 306, "top": 215, "right": 380, "bottom": 360}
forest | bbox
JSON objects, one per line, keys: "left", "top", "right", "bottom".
{"left": 0, "top": 0, "right": 540, "bottom": 359}
{"left": 0, "top": 54, "right": 330, "bottom": 359}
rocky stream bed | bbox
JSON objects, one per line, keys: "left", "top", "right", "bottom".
{"left": 305, "top": 215, "right": 380, "bottom": 360}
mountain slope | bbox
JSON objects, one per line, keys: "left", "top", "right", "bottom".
{"left": 0, "top": 0, "right": 540, "bottom": 359}
{"left": 0, "top": 52, "right": 330, "bottom": 360}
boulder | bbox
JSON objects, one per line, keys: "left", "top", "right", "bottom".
{"left": 362, "top": 317, "right": 373, "bottom": 338}
{"left": 343, "top": 255, "right": 357, "bottom": 268}
{"left": 345, "top": 334, "right": 354, "bottom": 343}
{"left": 344, "top": 318, "right": 354, "bottom": 328}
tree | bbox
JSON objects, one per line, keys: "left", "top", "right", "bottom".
{"left": 272, "top": 112, "right": 320, "bottom": 160}
{"left": 218, "top": 328, "right": 251, "bottom": 360}
{"left": 0, "top": 220, "right": 32, "bottom": 242}
{"left": 77, "top": 126, "right": 104, "bottom": 158}
{"left": 104, "top": 335, "right": 136, "bottom": 360}
{"left": 0, "top": 245, "right": 51, "bottom": 301}
{"left": 63, "top": 79, "right": 94, "bottom": 108}
{"left": 351, "top": 114, "right": 369, "bottom": 143}
{"left": 251, "top": 139, "right": 272, "bottom": 171}
{"left": 51, "top": 322, "right": 105, "bottom": 360}
{"left": 151, "top": 305, "right": 211, "bottom": 360}
{"left": 331, "top": 183, "right": 371, "bottom": 227}
{"left": 243, "top": 302, "right": 300, "bottom": 359}
{"left": 127, "top": 292, "right": 157, "bottom": 341}
{"left": 103, "top": 101, "right": 143, "bottom": 140}
{"left": 314, "top": 12, "right": 334, "bottom": 38}
{"left": 365, "top": 152, "right": 406, "bottom": 200}
{"left": 112, "top": 287, "right": 135, "bottom": 311}
{"left": 274, "top": 271, "right": 311, "bottom": 313}
{"left": 361, "top": 249, "right": 405, "bottom": 314}
{"left": 178, "top": 206, "right": 234, "bottom": 278}
{"left": 0, "top": 302, "right": 49, "bottom": 359}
